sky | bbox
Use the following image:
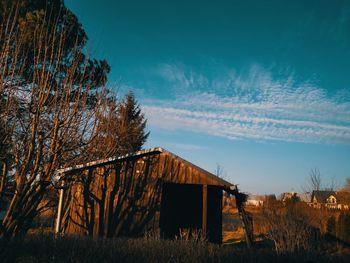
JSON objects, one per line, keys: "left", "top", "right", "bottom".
{"left": 66, "top": 0, "right": 350, "bottom": 194}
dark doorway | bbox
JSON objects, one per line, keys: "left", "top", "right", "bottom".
{"left": 160, "top": 183, "right": 202, "bottom": 239}
{"left": 207, "top": 186, "right": 223, "bottom": 244}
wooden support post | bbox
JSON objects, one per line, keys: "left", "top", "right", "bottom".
{"left": 202, "top": 184, "right": 208, "bottom": 236}
{"left": 55, "top": 180, "right": 65, "bottom": 235}
{"left": 238, "top": 207, "right": 252, "bottom": 248}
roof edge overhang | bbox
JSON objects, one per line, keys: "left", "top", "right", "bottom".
{"left": 55, "top": 147, "right": 236, "bottom": 190}
{"left": 56, "top": 147, "right": 163, "bottom": 175}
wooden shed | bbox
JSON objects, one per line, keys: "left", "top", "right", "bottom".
{"left": 55, "top": 148, "right": 238, "bottom": 244}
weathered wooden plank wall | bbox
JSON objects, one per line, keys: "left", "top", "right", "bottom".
{"left": 61, "top": 151, "right": 225, "bottom": 242}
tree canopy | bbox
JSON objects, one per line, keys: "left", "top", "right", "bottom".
{"left": 117, "top": 91, "right": 149, "bottom": 155}
{"left": 0, "top": 0, "right": 109, "bottom": 91}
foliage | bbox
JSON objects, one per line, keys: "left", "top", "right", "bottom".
{"left": 0, "top": 0, "right": 109, "bottom": 89}
{"left": 115, "top": 91, "right": 149, "bottom": 155}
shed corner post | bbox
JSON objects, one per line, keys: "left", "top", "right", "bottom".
{"left": 55, "top": 177, "right": 66, "bottom": 235}
{"left": 233, "top": 186, "right": 253, "bottom": 249}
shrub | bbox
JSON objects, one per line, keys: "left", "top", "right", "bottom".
{"left": 326, "top": 216, "right": 336, "bottom": 240}
{"left": 337, "top": 212, "right": 350, "bottom": 245}
{"left": 263, "top": 202, "right": 321, "bottom": 254}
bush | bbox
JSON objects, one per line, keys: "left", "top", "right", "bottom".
{"left": 262, "top": 202, "right": 321, "bottom": 254}
{"left": 337, "top": 212, "right": 350, "bottom": 245}
{"left": 326, "top": 216, "right": 336, "bottom": 240}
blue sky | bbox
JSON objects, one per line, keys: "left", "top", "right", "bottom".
{"left": 66, "top": 0, "right": 350, "bottom": 194}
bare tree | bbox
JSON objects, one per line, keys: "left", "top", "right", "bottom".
{"left": 302, "top": 168, "right": 339, "bottom": 193}
{"left": 86, "top": 90, "right": 149, "bottom": 160}
{"left": 344, "top": 178, "right": 350, "bottom": 192}
{"left": 263, "top": 202, "right": 320, "bottom": 254}
{"left": 309, "top": 168, "right": 322, "bottom": 191}
{"left": 0, "top": 3, "right": 20, "bottom": 208}
{"left": 87, "top": 95, "right": 121, "bottom": 159}
{"left": 214, "top": 163, "right": 225, "bottom": 178}
{"left": 0, "top": 5, "right": 109, "bottom": 239}
{"left": 324, "top": 176, "right": 338, "bottom": 191}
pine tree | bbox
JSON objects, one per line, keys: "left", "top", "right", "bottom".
{"left": 116, "top": 91, "right": 149, "bottom": 155}
{"left": 88, "top": 91, "right": 149, "bottom": 159}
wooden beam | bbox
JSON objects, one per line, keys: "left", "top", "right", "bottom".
{"left": 55, "top": 180, "right": 65, "bottom": 234}
{"left": 235, "top": 191, "right": 253, "bottom": 249}
{"left": 202, "top": 184, "right": 207, "bottom": 236}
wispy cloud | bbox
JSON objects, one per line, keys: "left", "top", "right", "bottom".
{"left": 155, "top": 63, "right": 209, "bottom": 95}
{"left": 142, "top": 63, "right": 350, "bottom": 144}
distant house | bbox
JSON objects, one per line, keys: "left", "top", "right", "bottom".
{"left": 280, "top": 192, "right": 299, "bottom": 202}
{"left": 310, "top": 190, "right": 349, "bottom": 210}
{"left": 299, "top": 192, "right": 312, "bottom": 203}
{"left": 246, "top": 195, "right": 265, "bottom": 207}
{"left": 336, "top": 191, "right": 350, "bottom": 208}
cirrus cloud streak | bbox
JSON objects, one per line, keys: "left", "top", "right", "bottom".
{"left": 142, "top": 64, "right": 350, "bottom": 144}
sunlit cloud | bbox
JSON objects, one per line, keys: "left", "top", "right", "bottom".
{"left": 142, "top": 63, "right": 350, "bottom": 144}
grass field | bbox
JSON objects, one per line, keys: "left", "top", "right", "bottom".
{"left": 1, "top": 233, "right": 349, "bottom": 263}
{"left": 1, "top": 205, "right": 349, "bottom": 262}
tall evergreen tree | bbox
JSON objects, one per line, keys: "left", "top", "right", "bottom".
{"left": 116, "top": 91, "right": 149, "bottom": 155}
{"left": 88, "top": 91, "right": 149, "bottom": 159}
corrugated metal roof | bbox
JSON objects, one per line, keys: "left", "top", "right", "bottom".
{"left": 56, "top": 147, "right": 162, "bottom": 175}
{"left": 55, "top": 147, "right": 235, "bottom": 189}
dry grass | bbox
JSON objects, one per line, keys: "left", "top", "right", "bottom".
{"left": 1, "top": 204, "right": 348, "bottom": 262}
{"left": 223, "top": 227, "right": 246, "bottom": 244}
{"left": 1, "top": 234, "right": 349, "bottom": 263}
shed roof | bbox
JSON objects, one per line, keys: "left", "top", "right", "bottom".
{"left": 56, "top": 147, "right": 235, "bottom": 190}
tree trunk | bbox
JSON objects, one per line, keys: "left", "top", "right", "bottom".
{"left": 0, "top": 159, "right": 7, "bottom": 203}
